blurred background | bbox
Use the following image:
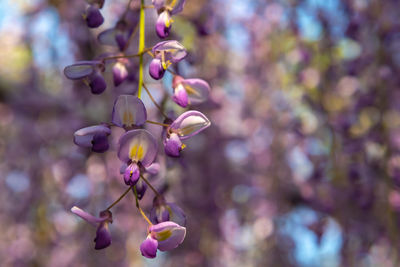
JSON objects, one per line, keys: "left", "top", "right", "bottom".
{"left": 1, "top": 0, "right": 400, "bottom": 266}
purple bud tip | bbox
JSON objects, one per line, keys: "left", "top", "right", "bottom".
{"left": 149, "top": 58, "right": 166, "bottom": 80}
{"left": 91, "top": 132, "right": 110, "bottom": 153}
{"left": 94, "top": 222, "right": 112, "bottom": 250}
{"left": 89, "top": 73, "right": 107, "bottom": 94}
{"left": 140, "top": 235, "right": 158, "bottom": 258}
{"left": 86, "top": 5, "right": 104, "bottom": 28}
{"left": 164, "top": 133, "right": 184, "bottom": 157}
{"left": 156, "top": 11, "right": 172, "bottom": 38}
{"left": 123, "top": 163, "right": 140, "bottom": 186}
{"left": 113, "top": 62, "right": 128, "bottom": 87}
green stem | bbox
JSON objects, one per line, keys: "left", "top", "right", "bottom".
{"left": 140, "top": 174, "right": 162, "bottom": 197}
{"left": 133, "top": 186, "right": 153, "bottom": 225}
{"left": 137, "top": 0, "right": 145, "bottom": 99}
{"left": 106, "top": 185, "right": 133, "bottom": 210}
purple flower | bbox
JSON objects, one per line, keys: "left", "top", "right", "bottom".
{"left": 74, "top": 124, "right": 111, "bottom": 153}
{"left": 85, "top": 5, "right": 104, "bottom": 28}
{"left": 152, "top": 0, "right": 186, "bottom": 15}
{"left": 149, "top": 41, "right": 187, "bottom": 80}
{"left": 140, "top": 235, "right": 158, "bottom": 258}
{"left": 150, "top": 196, "right": 186, "bottom": 226}
{"left": 140, "top": 221, "right": 186, "bottom": 258}
{"left": 164, "top": 111, "right": 210, "bottom": 157}
{"left": 149, "top": 58, "right": 166, "bottom": 80}
{"left": 112, "top": 95, "right": 147, "bottom": 128}
{"left": 118, "top": 129, "right": 158, "bottom": 186}
{"left": 156, "top": 10, "right": 172, "bottom": 38}
{"left": 172, "top": 75, "right": 210, "bottom": 107}
{"left": 71, "top": 206, "right": 113, "bottom": 250}
{"left": 64, "top": 61, "right": 107, "bottom": 94}
{"left": 112, "top": 62, "right": 128, "bottom": 86}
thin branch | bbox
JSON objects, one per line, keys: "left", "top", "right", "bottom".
{"left": 106, "top": 185, "right": 133, "bottom": 210}
{"left": 142, "top": 83, "right": 169, "bottom": 119}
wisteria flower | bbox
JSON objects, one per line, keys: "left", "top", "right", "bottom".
{"left": 140, "top": 221, "right": 186, "bottom": 258}
{"left": 64, "top": 61, "right": 107, "bottom": 94}
{"left": 150, "top": 196, "right": 186, "bottom": 226}
{"left": 152, "top": 0, "right": 185, "bottom": 15}
{"left": 118, "top": 129, "right": 158, "bottom": 186}
{"left": 172, "top": 75, "right": 211, "bottom": 107}
{"left": 112, "top": 95, "right": 147, "bottom": 128}
{"left": 164, "top": 111, "right": 210, "bottom": 157}
{"left": 71, "top": 206, "right": 113, "bottom": 250}
{"left": 74, "top": 124, "right": 111, "bottom": 153}
{"left": 149, "top": 40, "right": 187, "bottom": 80}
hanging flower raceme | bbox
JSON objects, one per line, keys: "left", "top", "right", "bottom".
{"left": 149, "top": 40, "right": 187, "bottom": 80}
{"left": 164, "top": 111, "right": 210, "bottom": 157}
{"left": 140, "top": 221, "right": 186, "bottom": 258}
{"left": 150, "top": 195, "right": 186, "bottom": 226}
{"left": 118, "top": 129, "right": 158, "bottom": 186}
{"left": 172, "top": 75, "right": 211, "bottom": 107}
{"left": 74, "top": 124, "right": 111, "bottom": 153}
{"left": 112, "top": 95, "right": 147, "bottom": 129}
{"left": 152, "top": 0, "right": 185, "bottom": 38}
{"left": 64, "top": 61, "right": 107, "bottom": 94}
{"left": 71, "top": 206, "right": 113, "bottom": 250}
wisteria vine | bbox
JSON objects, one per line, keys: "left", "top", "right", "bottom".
{"left": 64, "top": 0, "right": 211, "bottom": 258}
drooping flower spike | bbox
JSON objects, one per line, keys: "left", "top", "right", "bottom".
{"left": 149, "top": 40, "right": 187, "bottom": 80}
{"left": 71, "top": 206, "right": 113, "bottom": 250}
{"left": 172, "top": 75, "right": 211, "bottom": 107}
{"left": 74, "top": 124, "right": 111, "bottom": 153}
{"left": 64, "top": 61, "right": 107, "bottom": 94}
{"left": 112, "top": 95, "right": 147, "bottom": 129}
{"left": 150, "top": 195, "right": 186, "bottom": 226}
{"left": 140, "top": 221, "right": 186, "bottom": 258}
{"left": 164, "top": 111, "right": 211, "bottom": 157}
{"left": 118, "top": 129, "right": 158, "bottom": 186}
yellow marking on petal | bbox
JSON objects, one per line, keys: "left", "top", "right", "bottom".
{"left": 137, "top": 145, "right": 144, "bottom": 160}
{"left": 156, "top": 230, "right": 172, "bottom": 241}
{"left": 180, "top": 123, "right": 208, "bottom": 136}
{"left": 181, "top": 143, "right": 186, "bottom": 150}
{"left": 129, "top": 145, "right": 138, "bottom": 160}
{"left": 184, "top": 84, "right": 201, "bottom": 97}
{"left": 123, "top": 110, "right": 134, "bottom": 126}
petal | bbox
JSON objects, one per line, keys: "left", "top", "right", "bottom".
{"left": 149, "top": 58, "right": 166, "bottom": 80}
{"left": 86, "top": 5, "right": 104, "bottom": 28}
{"left": 167, "top": 203, "right": 187, "bottom": 227}
{"left": 134, "top": 179, "right": 147, "bottom": 200}
{"left": 140, "top": 235, "right": 158, "bottom": 258}
{"left": 156, "top": 11, "right": 172, "bottom": 38}
{"left": 123, "top": 163, "right": 140, "bottom": 186}
{"left": 152, "top": 40, "right": 187, "bottom": 63}
{"left": 168, "top": 0, "right": 186, "bottom": 15}
{"left": 63, "top": 61, "right": 98, "bottom": 80}
{"left": 172, "top": 83, "right": 189, "bottom": 107}
{"left": 71, "top": 206, "right": 105, "bottom": 226}
{"left": 150, "top": 221, "right": 186, "bottom": 251}
{"left": 89, "top": 72, "right": 107, "bottom": 94}
{"left": 118, "top": 129, "right": 158, "bottom": 166}
{"left": 150, "top": 205, "right": 170, "bottom": 224}
{"left": 112, "top": 95, "right": 147, "bottom": 128}
{"left": 145, "top": 163, "right": 160, "bottom": 175}
{"left": 98, "top": 28, "right": 118, "bottom": 46}
{"left": 74, "top": 125, "right": 111, "bottom": 148}
{"left": 113, "top": 62, "right": 129, "bottom": 86}
{"left": 91, "top": 132, "right": 110, "bottom": 153}
{"left": 182, "top": 79, "right": 210, "bottom": 105}
{"left": 94, "top": 222, "right": 112, "bottom": 250}
{"left": 164, "top": 133, "right": 183, "bottom": 157}
{"left": 170, "top": 111, "right": 211, "bottom": 139}
{"left": 152, "top": 0, "right": 165, "bottom": 11}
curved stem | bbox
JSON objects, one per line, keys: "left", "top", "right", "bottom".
{"left": 133, "top": 186, "right": 153, "bottom": 225}
{"left": 137, "top": 0, "right": 145, "bottom": 99}
{"left": 146, "top": 120, "right": 170, "bottom": 127}
{"left": 106, "top": 185, "right": 133, "bottom": 210}
{"left": 140, "top": 174, "right": 162, "bottom": 197}
{"left": 102, "top": 48, "right": 152, "bottom": 61}
{"left": 142, "top": 83, "right": 169, "bottom": 119}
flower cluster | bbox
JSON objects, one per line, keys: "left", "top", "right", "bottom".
{"left": 65, "top": 0, "right": 211, "bottom": 259}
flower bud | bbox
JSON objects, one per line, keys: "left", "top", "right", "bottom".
{"left": 149, "top": 58, "right": 166, "bottom": 80}
{"left": 86, "top": 5, "right": 104, "bottom": 28}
